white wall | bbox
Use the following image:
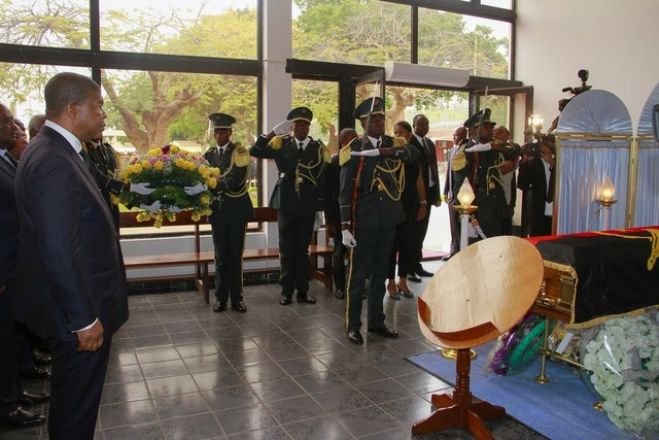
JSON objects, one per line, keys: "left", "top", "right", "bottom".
{"left": 516, "top": 0, "right": 659, "bottom": 132}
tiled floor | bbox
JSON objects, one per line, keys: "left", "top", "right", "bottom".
{"left": 1, "top": 262, "right": 546, "bottom": 439}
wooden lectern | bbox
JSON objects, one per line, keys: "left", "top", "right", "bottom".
{"left": 412, "top": 236, "right": 544, "bottom": 439}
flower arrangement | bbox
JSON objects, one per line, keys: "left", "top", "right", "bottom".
{"left": 114, "top": 144, "right": 220, "bottom": 227}
{"left": 582, "top": 312, "right": 659, "bottom": 434}
{"left": 486, "top": 313, "right": 548, "bottom": 375}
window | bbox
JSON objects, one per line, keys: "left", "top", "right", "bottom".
{"left": 0, "top": 63, "right": 91, "bottom": 124}
{"left": 418, "top": 8, "right": 511, "bottom": 79}
{"left": 292, "top": 79, "right": 339, "bottom": 153}
{"left": 293, "top": 0, "right": 411, "bottom": 65}
{"left": 0, "top": 0, "right": 90, "bottom": 48}
{"left": 100, "top": 0, "right": 258, "bottom": 59}
{"left": 481, "top": 0, "right": 513, "bottom": 10}
{"left": 479, "top": 94, "right": 511, "bottom": 130}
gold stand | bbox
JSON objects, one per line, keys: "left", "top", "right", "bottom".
{"left": 534, "top": 317, "right": 551, "bottom": 384}
{"left": 441, "top": 348, "right": 477, "bottom": 360}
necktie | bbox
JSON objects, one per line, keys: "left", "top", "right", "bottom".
{"left": 376, "top": 140, "right": 381, "bottom": 149}
{"left": 80, "top": 149, "right": 90, "bottom": 165}
{"left": 546, "top": 166, "right": 555, "bottom": 203}
{"left": 218, "top": 147, "right": 224, "bottom": 160}
{"left": 5, "top": 153, "right": 18, "bottom": 168}
{"left": 298, "top": 142, "right": 304, "bottom": 159}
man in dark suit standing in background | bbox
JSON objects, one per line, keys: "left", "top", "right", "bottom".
{"left": 409, "top": 114, "right": 440, "bottom": 280}
{"left": 250, "top": 107, "right": 327, "bottom": 306}
{"left": 14, "top": 72, "right": 129, "bottom": 440}
{"left": 0, "top": 103, "right": 47, "bottom": 428}
{"left": 205, "top": 112, "right": 254, "bottom": 313}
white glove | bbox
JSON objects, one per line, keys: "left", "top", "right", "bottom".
{"left": 183, "top": 182, "right": 207, "bottom": 195}
{"left": 139, "top": 200, "right": 162, "bottom": 213}
{"left": 272, "top": 119, "right": 293, "bottom": 136}
{"left": 313, "top": 212, "right": 323, "bottom": 232}
{"left": 465, "top": 142, "right": 491, "bottom": 153}
{"left": 342, "top": 229, "right": 357, "bottom": 248}
{"left": 327, "top": 237, "right": 335, "bottom": 248}
{"left": 168, "top": 206, "right": 183, "bottom": 213}
{"left": 130, "top": 182, "right": 156, "bottom": 195}
{"left": 350, "top": 149, "right": 379, "bottom": 157}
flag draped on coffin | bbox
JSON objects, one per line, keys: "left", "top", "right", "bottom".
{"left": 555, "top": 90, "right": 633, "bottom": 234}
{"left": 633, "top": 83, "right": 659, "bottom": 227}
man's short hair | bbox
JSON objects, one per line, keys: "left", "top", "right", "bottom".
{"left": 412, "top": 114, "right": 428, "bottom": 125}
{"left": 44, "top": 72, "right": 99, "bottom": 115}
{"left": 28, "top": 114, "right": 46, "bottom": 132}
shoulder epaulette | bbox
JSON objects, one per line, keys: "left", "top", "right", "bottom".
{"left": 234, "top": 145, "right": 251, "bottom": 167}
{"left": 319, "top": 140, "right": 331, "bottom": 163}
{"left": 393, "top": 136, "right": 407, "bottom": 147}
{"left": 339, "top": 143, "right": 352, "bottom": 166}
{"left": 269, "top": 135, "right": 283, "bottom": 150}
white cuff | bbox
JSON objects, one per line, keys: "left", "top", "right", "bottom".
{"left": 73, "top": 318, "right": 98, "bottom": 333}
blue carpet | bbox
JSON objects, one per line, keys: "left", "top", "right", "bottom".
{"left": 408, "top": 343, "right": 638, "bottom": 440}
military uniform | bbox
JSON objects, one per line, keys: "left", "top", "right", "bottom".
{"left": 83, "top": 141, "right": 123, "bottom": 229}
{"left": 340, "top": 98, "right": 419, "bottom": 340}
{"left": 492, "top": 140, "right": 521, "bottom": 234}
{"left": 323, "top": 153, "right": 347, "bottom": 298}
{"left": 462, "top": 109, "right": 508, "bottom": 239}
{"left": 250, "top": 107, "right": 328, "bottom": 304}
{"left": 206, "top": 113, "right": 254, "bottom": 312}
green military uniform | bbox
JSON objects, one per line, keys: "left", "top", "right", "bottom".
{"left": 205, "top": 113, "right": 254, "bottom": 312}
{"left": 461, "top": 109, "right": 508, "bottom": 239}
{"left": 250, "top": 107, "right": 328, "bottom": 304}
{"left": 340, "top": 98, "right": 419, "bottom": 338}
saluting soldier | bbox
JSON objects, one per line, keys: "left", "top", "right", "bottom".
{"left": 339, "top": 97, "right": 419, "bottom": 345}
{"left": 206, "top": 112, "right": 254, "bottom": 313}
{"left": 250, "top": 107, "right": 328, "bottom": 306}
{"left": 461, "top": 108, "right": 508, "bottom": 239}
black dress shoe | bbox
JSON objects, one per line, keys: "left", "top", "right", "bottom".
{"left": 33, "top": 350, "right": 52, "bottom": 365}
{"left": 280, "top": 296, "right": 292, "bottom": 305}
{"left": 297, "top": 293, "right": 316, "bottom": 304}
{"left": 407, "top": 273, "right": 422, "bottom": 283}
{"left": 213, "top": 301, "right": 227, "bottom": 313}
{"left": 0, "top": 407, "right": 46, "bottom": 427}
{"left": 334, "top": 288, "right": 345, "bottom": 299}
{"left": 368, "top": 326, "right": 399, "bottom": 339}
{"left": 346, "top": 330, "right": 363, "bottom": 345}
{"left": 231, "top": 302, "right": 247, "bottom": 313}
{"left": 18, "top": 366, "right": 51, "bottom": 380}
{"left": 417, "top": 267, "right": 434, "bottom": 277}
{"left": 17, "top": 391, "right": 50, "bottom": 407}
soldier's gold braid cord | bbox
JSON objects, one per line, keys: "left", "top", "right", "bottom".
{"left": 296, "top": 143, "right": 324, "bottom": 187}
{"left": 220, "top": 151, "right": 249, "bottom": 198}
{"left": 595, "top": 229, "right": 659, "bottom": 271}
{"left": 370, "top": 159, "right": 405, "bottom": 201}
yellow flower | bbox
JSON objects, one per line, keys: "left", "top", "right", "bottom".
{"left": 170, "top": 145, "right": 180, "bottom": 154}
{"left": 118, "top": 168, "right": 129, "bottom": 181}
{"left": 110, "top": 193, "right": 121, "bottom": 205}
{"left": 175, "top": 158, "right": 186, "bottom": 168}
{"left": 153, "top": 213, "right": 164, "bottom": 228}
{"left": 203, "top": 208, "right": 213, "bottom": 216}
{"left": 199, "top": 165, "right": 209, "bottom": 177}
{"left": 191, "top": 212, "right": 201, "bottom": 222}
{"left": 207, "top": 177, "right": 217, "bottom": 189}
{"left": 210, "top": 167, "right": 221, "bottom": 176}
{"left": 148, "top": 148, "right": 160, "bottom": 157}
{"left": 136, "top": 212, "right": 150, "bottom": 222}
{"left": 199, "top": 194, "right": 210, "bottom": 205}
{"left": 153, "top": 160, "right": 164, "bottom": 171}
{"left": 132, "top": 164, "right": 143, "bottom": 174}
{"left": 141, "top": 160, "right": 151, "bottom": 169}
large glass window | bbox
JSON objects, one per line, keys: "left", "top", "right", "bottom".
{"left": 100, "top": 0, "right": 258, "bottom": 59}
{"left": 418, "top": 8, "right": 511, "bottom": 79}
{"left": 0, "top": 0, "right": 90, "bottom": 48}
{"left": 0, "top": 63, "right": 91, "bottom": 124}
{"left": 292, "top": 0, "right": 411, "bottom": 65}
{"left": 481, "top": 0, "right": 513, "bottom": 9}
{"left": 292, "top": 79, "right": 339, "bottom": 153}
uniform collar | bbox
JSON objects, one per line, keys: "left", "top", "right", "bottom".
{"left": 367, "top": 135, "right": 382, "bottom": 148}
{"left": 216, "top": 142, "right": 230, "bottom": 152}
{"left": 294, "top": 137, "right": 310, "bottom": 150}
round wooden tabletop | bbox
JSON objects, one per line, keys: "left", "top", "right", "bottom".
{"left": 418, "top": 236, "right": 544, "bottom": 349}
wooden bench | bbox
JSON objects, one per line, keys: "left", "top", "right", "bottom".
{"left": 120, "top": 208, "right": 334, "bottom": 304}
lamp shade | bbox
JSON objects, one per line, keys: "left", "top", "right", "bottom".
{"left": 457, "top": 180, "right": 475, "bottom": 207}
{"left": 597, "top": 176, "right": 616, "bottom": 202}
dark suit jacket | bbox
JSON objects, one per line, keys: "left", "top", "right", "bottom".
{"left": 0, "top": 156, "right": 18, "bottom": 287}
{"left": 323, "top": 154, "right": 341, "bottom": 230}
{"left": 14, "top": 126, "right": 129, "bottom": 341}
{"left": 204, "top": 142, "right": 255, "bottom": 225}
{"left": 411, "top": 135, "right": 440, "bottom": 206}
{"left": 250, "top": 135, "right": 325, "bottom": 215}
{"left": 517, "top": 156, "right": 552, "bottom": 234}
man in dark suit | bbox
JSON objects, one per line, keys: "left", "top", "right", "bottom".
{"left": 250, "top": 107, "right": 327, "bottom": 306}
{"left": 409, "top": 114, "right": 440, "bottom": 280}
{"left": 443, "top": 126, "right": 468, "bottom": 257}
{"left": 339, "top": 97, "right": 419, "bottom": 345}
{"left": 14, "top": 72, "right": 129, "bottom": 440}
{"left": 517, "top": 139, "right": 555, "bottom": 236}
{"left": 0, "top": 103, "right": 47, "bottom": 428}
{"left": 205, "top": 112, "right": 254, "bottom": 313}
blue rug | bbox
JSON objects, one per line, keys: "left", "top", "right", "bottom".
{"left": 408, "top": 343, "right": 638, "bottom": 440}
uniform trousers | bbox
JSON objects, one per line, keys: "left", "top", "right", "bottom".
{"left": 447, "top": 202, "right": 461, "bottom": 256}
{"left": 278, "top": 210, "right": 315, "bottom": 297}
{"left": 48, "top": 336, "right": 112, "bottom": 440}
{"left": 0, "top": 280, "right": 20, "bottom": 414}
{"left": 345, "top": 225, "right": 396, "bottom": 332}
{"left": 212, "top": 221, "right": 247, "bottom": 305}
